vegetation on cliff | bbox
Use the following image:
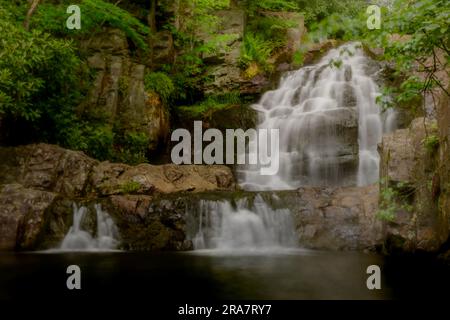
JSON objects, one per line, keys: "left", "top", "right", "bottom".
{"left": 0, "top": 0, "right": 448, "bottom": 167}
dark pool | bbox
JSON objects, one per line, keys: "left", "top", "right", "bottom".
{"left": 0, "top": 249, "right": 448, "bottom": 302}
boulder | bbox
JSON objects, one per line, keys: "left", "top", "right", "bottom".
{"left": 0, "top": 184, "right": 57, "bottom": 251}
{"left": 89, "top": 162, "right": 235, "bottom": 196}
{"left": 0, "top": 143, "right": 236, "bottom": 199}
{"left": 105, "top": 195, "right": 192, "bottom": 250}
{"left": 0, "top": 144, "right": 97, "bottom": 198}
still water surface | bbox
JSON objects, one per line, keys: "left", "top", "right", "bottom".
{"left": 0, "top": 250, "right": 448, "bottom": 301}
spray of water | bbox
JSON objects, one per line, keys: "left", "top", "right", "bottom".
{"left": 238, "top": 42, "right": 394, "bottom": 190}
{"left": 59, "top": 203, "right": 119, "bottom": 251}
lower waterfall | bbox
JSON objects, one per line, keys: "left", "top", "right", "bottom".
{"left": 59, "top": 204, "right": 119, "bottom": 251}
{"left": 188, "top": 195, "right": 298, "bottom": 252}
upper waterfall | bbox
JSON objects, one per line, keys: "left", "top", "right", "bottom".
{"left": 238, "top": 42, "right": 392, "bottom": 191}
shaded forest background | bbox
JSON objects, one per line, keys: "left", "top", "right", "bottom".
{"left": 0, "top": 0, "right": 448, "bottom": 165}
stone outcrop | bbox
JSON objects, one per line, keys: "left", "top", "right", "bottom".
{"left": 284, "top": 185, "right": 381, "bottom": 250}
{"left": 0, "top": 143, "right": 385, "bottom": 252}
{"left": 0, "top": 144, "right": 235, "bottom": 198}
{"left": 80, "top": 28, "right": 170, "bottom": 153}
{"left": 0, "top": 144, "right": 97, "bottom": 198}
{"left": 202, "top": 6, "right": 305, "bottom": 97}
{"left": 89, "top": 162, "right": 235, "bottom": 196}
{"left": 437, "top": 86, "right": 450, "bottom": 240}
{"left": 0, "top": 143, "right": 236, "bottom": 251}
{"left": 379, "top": 117, "right": 448, "bottom": 253}
{"left": 0, "top": 184, "right": 57, "bottom": 251}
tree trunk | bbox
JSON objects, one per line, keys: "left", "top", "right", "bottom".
{"left": 148, "top": 0, "right": 158, "bottom": 32}
{"left": 23, "top": 0, "right": 41, "bottom": 31}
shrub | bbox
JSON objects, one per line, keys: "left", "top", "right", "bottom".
{"left": 250, "top": 0, "right": 299, "bottom": 12}
{"left": 144, "top": 72, "right": 175, "bottom": 105}
{"left": 29, "top": 0, "right": 150, "bottom": 50}
{"left": 178, "top": 92, "right": 242, "bottom": 118}
{"left": 240, "top": 34, "right": 274, "bottom": 71}
{"left": 114, "top": 131, "right": 150, "bottom": 165}
{"left": 423, "top": 134, "right": 440, "bottom": 153}
{"left": 0, "top": 5, "right": 88, "bottom": 139}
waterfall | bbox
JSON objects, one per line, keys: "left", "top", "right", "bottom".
{"left": 59, "top": 204, "right": 119, "bottom": 251}
{"left": 188, "top": 195, "right": 297, "bottom": 251}
{"left": 239, "top": 42, "right": 390, "bottom": 190}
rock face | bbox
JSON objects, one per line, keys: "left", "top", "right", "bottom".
{"left": 80, "top": 28, "right": 170, "bottom": 153}
{"left": 0, "top": 184, "right": 57, "bottom": 251}
{"left": 0, "top": 144, "right": 97, "bottom": 198}
{"left": 0, "top": 143, "right": 385, "bottom": 252}
{"left": 202, "top": 6, "right": 305, "bottom": 97}
{"left": 89, "top": 162, "right": 235, "bottom": 195}
{"left": 98, "top": 185, "right": 381, "bottom": 251}
{"left": 0, "top": 143, "right": 236, "bottom": 251}
{"left": 379, "top": 118, "right": 448, "bottom": 253}
{"left": 0, "top": 144, "right": 235, "bottom": 198}
{"left": 288, "top": 185, "right": 381, "bottom": 250}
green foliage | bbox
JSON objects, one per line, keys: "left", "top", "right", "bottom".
{"left": 377, "top": 180, "right": 414, "bottom": 222}
{"left": 120, "top": 180, "right": 141, "bottom": 194}
{"left": 295, "top": 0, "right": 366, "bottom": 27}
{"left": 167, "top": 0, "right": 236, "bottom": 104}
{"left": 0, "top": 4, "right": 88, "bottom": 134}
{"left": 252, "top": 0, "right": 299, "bottom": 11}
{"left": 0, "top": 1, "right": 153, "bottom": 164}
{"left": 144, "top": 72, "right": 175, "bottom": 105}
{"left": 292, "top": 49, "right": 305, "bottom": 67}
{"left": 30, "top": 0, "right": 150, "bottom": 50}
{"left": 311, "top": 0, "right": 450, "bottom": 112}
{"left": 178, "top": 92, "right": 241, "bottom": 118}
{"left": 240, "top": 34, "right": 274, "bottom": 70}
{"left": 423, "top": 134, "right": 440, "bottom": 153}
{"left": 114, "top": 131, "right": 150, "bottom": 165}
{"left": 377, "top": 186, "right": 398, "bottom": 222}
{"left": 245, "top": 14, "right": 298, "bottom": 54}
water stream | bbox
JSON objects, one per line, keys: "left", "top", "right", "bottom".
{"left": 188, "top": 195, "right": 297, "bottom": 252}
{"left": 59, "top": 204, "right": 119, "bottom": 251}
{"left": 239, "top": 42, "right": 393, "bottom": 190}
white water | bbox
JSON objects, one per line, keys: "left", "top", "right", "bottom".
{"left": 239, "top": 42, "right": 392, "bottom": 190}
{"left": 189, "top": 194, "right": 297, "bottom": 252}
{"left": 59, "top": 204, "right": 119, "bottom": 251}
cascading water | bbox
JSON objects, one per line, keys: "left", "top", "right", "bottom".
{"left": 238, "top": 42, "right": 393, "bottom": 190}
{"left": 59, "top": 204, "right": 119, "bottom": 251}
{"left": 188, "top": 43, "right": 395, "bottom": 253}
{"left": 188, "top": 195, "right": 297, "bottom": 251}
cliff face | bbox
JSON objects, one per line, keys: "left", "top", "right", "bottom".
{"left": 437, "top": 86, "right": 450, "bottom": 251}
{"left": 79, "top": 28, "right": 170, "bottom": 154}
{"left": 379, "top": 88, "right": 450, "bottom": 254}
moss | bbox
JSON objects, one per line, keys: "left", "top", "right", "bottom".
{"left": 119, "top": 180, "right": 141, "bottom": 194}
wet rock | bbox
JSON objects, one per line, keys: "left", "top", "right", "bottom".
{"left": 0, "top": 144, "right": 97, "bottom": 197}
{"left": 106, "top": 195, "right": 193, "bottom": 250}
{"left": 379, "top": 117, "right": 448, "bottom": 253}
{"left": 303, "top": 40, "right": 339, "bottom": 65}
{"left": 0, "top": 184, "right": 57, "bottom": 251}
{"left": 290, "top": 185, "right": 382, "bottom": 250}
